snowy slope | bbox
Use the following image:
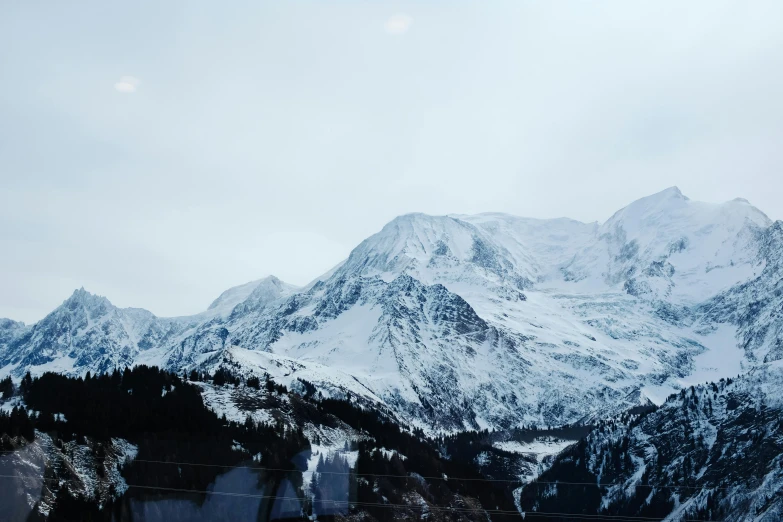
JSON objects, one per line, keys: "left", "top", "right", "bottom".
{"left": 519, "top": 361, "right": 783, "bottom": 521}
{"left": 0, "top": 188, "right": 780, "bottom": 433}
{"left": 697, "top": 220, "right": 783, "bottom": 365}
{"left": 562, "top": 187, "right": 770, "bottom": 302}
{"left": 0, "top": 432, "right": 137, "bottom": 519}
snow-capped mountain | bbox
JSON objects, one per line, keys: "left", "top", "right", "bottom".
{"left": 0, "top": 277, "right": 297, "bottom": 377}
{"left": 1, "top": 188, "right": 780, "bottom": 432}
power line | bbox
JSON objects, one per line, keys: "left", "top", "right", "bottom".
{"left": 130, "top": 457, "right": 739, "bottom": 492}
{"left": 132, "top": 457, "right": 519, "bottom": 482}
{"left": 0, "top": 474, "right": 720, "bottom": 522}
{"left": 0, "top": 451, "right": 741, "bottom": 491}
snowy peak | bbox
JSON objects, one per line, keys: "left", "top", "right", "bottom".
{"left": 562, "top": 188, "right": 772, "bottom": 301}
{"left": 344, "top": 213, "right": 477, "bottom": 275}
{"left": 0, "top": 318, "right": 26, "bottom": 330}
{"left": 63, "top": 287, "right": 114, "bottom": 314}
{"left": 206, "top": 276, "right": 297, "bottom": 318}
{"left": 205, "top": 276, "right": 300, "bottom": 318}
{"left": 0, "top": 318, "right": 28, "bottom": 354}
{"left": 53, "top": 288, "right": 158, "bottom": 326}
{"left": 337, "top": 212, "right": 541, "bottom": 294}
{"left": 602, "top": 186, "right": 769, "bottom": 237}
{"left": 207, "top": 280, "right": 266, "bottom": 312}
{"left": 235, "top": 276, "right": 299, "bottom": 314}
{"left": 602, "top": 186, "right": 689, "bottom": 233}
{"left": 649, "top": 185, "right": 687, "bottom": 200}
{"left": 662, "top": 185, "right": 686, "bottom": 198}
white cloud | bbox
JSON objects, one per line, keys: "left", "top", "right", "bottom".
{"left": 384, "top": 14, "right": 412, "bottom": 35}
{"left": 114, "top": 76, "right": 141, "bottom": 93}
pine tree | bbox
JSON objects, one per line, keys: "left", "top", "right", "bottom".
{"left": 0, "top": 376, "right": 13, "bottom": 399}
{"left": 20, "top": 371, "right": 33, "bottom": 398}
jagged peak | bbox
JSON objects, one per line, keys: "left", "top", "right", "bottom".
{"left": 0, "top": 317, "right": 25, "bottom": 329}
{"left": 68, "top": 287, "right": 92, "bottom": 299}
{"left": 385, "top": 272, "right": 421, "bottom": 291}
{"left": 63, "top": 287, "right": 112, "bottom": 308}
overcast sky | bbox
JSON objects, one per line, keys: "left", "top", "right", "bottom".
{"left": 1, "top": 1, "right": 781, "bottom": 323}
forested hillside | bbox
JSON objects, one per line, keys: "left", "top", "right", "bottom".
{"left": 1, "top": 366, "right": 525, "bottom": 521}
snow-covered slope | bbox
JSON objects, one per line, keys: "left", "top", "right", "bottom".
{"left": 1, "top": 188, "right": 780, "bottom": 433}
{"left": 519, "top": 361, "right": 783, "bottom": 521}
{"left": 0, "top": 433, "right": 137, "bottom": 519}
{"left": 697, "top": 220, "right": 783, "bottom": 365}
{"left": 562, "top": 187, "right": 770, "bottom": 302}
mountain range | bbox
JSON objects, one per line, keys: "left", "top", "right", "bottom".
{"left": 1, "top": 187, "right": 780, "bottom": 433}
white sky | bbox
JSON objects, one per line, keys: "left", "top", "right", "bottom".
{"left": 1, "top": 1, "right": 781, "bottom": 324}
